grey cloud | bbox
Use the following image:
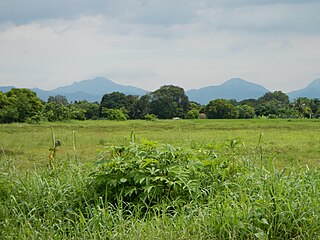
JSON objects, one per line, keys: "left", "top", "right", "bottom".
{"left": 1, "top": 0, "right": 319, "bottom": 36}
{"left": 196, "top": 2, "right": 320, "bottom": 34}
{"left": 0, "top": 0, "right": 198, "bottom": 25}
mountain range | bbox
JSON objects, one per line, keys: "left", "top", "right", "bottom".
{"left": 0, "top": 77, "right": 147, "bottom": 102}
{"left": 0, "top": 77, "right": 319, "bottom": 104}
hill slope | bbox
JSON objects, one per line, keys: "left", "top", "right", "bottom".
{"left": 1, "top": 77, "right": 147, "bottom": 102}
{"left": 186, "top": 78, "right": 269, "bottom": 105}
{"left": 288, "top": 78, "right": 320, "bottom": 100}
{"left": 53, "top": 77, "right": 147, "bottom": 96}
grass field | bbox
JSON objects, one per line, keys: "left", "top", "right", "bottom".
{"left": 1, "top": 119, "right": 320, "bottom": 169}
{"left": 1, "top": 119, "right": 320, "bottom": 239}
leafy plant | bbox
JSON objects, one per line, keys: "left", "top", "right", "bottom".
{"left": 89, "top": 141, "right": 199, "bottom": 208}
{"left": 144, "top": 113, "right": 158, "bottom": 121}
{"left": 88, "top": 138, "right": 244, "bottom": 210}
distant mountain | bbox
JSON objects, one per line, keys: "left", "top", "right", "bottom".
{"left": 0, "top": 86, "right": 15, "bottom": 93}
{"left": 30, "top": 88, "right": 100, "bottom": 102}
{"left": 0, "top": 77, "right": 148, "bottom": 102}
{"left": 50, "top": 77, "right": 147, "bottom": 102}
{"left": 288, "top": 78, "right": 320, "bottom": 100}
{"left": 53, "top": 77, "right": 147, "bottom": 96}
{"left": 1, "top": 77, "right": 319, "bottom": 104}
{"left": 186, "top": 78, "right": 269, "bottom": 105}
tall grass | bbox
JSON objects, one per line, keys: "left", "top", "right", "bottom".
{"left": 1, "top": 137, "right": 320, "bottom": 239}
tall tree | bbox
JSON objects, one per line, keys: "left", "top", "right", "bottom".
{"left": 258, "top": 91, "right": 289, "bottom": 105}
{"left": 150, "top": 85, "right": 190, "bottom": 119}
{"left": 256, "top": 91, "right": 290, "bottom": 117}
{"left": 135, "top": 94, "right": 151, "bottom": 119}
{"left": 100, "top": 92, "right": 138, "bottom": 119}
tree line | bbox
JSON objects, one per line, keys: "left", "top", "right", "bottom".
{"left": 1, "top": 85, "right": 320, "bottom": 123}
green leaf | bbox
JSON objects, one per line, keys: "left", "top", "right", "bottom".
{"left": 120, "top": 178, "right": 127, "bottom": 183}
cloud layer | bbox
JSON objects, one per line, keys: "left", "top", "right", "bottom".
{"left": 0, "top": 0, "right": 319, "bottom": 92}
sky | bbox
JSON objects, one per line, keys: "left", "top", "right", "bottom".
{"left": 0, "top": 0, "right": 320, "bottom": 92}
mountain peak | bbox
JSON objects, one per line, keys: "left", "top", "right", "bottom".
{"left": 219, "top": 78, "right": 269, "bottom": 92}
{"left": 65, "top": 77, "right": 114, "bottom": 88}
{"left": 220, "top": 78, "right": 250, "bottom": 86}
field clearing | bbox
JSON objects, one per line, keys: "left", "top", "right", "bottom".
{"left": 1, "top": 119, "right": 319, "bottom": 169}
{"left": 1, "top": 119, "right": 320, "bottom": 238}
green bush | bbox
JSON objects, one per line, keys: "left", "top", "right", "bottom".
{"left": 144, "top": 114, "right": 158, "bottom": 121}
{"left": 89, "top": 141, "right": 200, "bottom": 207}
{"left": 185, "top": 109, "right": 200, "bottom": 119}
{"left": 101, "top": 108, "right": 127, "bottom": 121}
{"left": 88, "top": 139, "right": 244, "bottom": 209}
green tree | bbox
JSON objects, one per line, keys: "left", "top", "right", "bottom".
{"left": 0, "top": 91, "right": 18, "bottom": 123}
{"left": 72, "top": 100, "right": 100, "bottom": 120}
{"left": 44, "top": 102, "right": 70, "bottom": 122}
{"left": 310, "top": 98, "right": 320, "bottom": 117}
{"left": 150, "top": 85, "right": 190, "bottom": 119}
{"left": 204, "top": 99, "right": 239, "bottom": 119}
{"left": 189, "top": 101, "right": 202, "bottom": 110}
{"left": 47, "top": 95, "right": 69, "bottom": 106}
{"left": 0, "top": 88, "right": 43, "bottom": 123}
{"left": 294, "top": 97, "right": 312, "bottom": 118}
{"left": 135, "top": 94, "right": 151, "bottom": 119}
{"left": 100, "top": 92, "right": 138, "bottom": 119}
{"left": 237, "top": 105, "right": 255, "bottom": 119}
{"left": 258, "top": 91, "right": 289, "bottom": 105}
{"left": 256, "top": 91, "right": 290, "bottom": 117}
{"left": 0, "top": 92, "right": 9, "bottom": 109}
{"left": 0, "top": 105, "right": 19, "bottom": 123}
{"left": 100, "top": 107, "right": 127, "bottom": 121}
{"left": 68, "top": 105, "right": 86, "bottom": 120}
{"left": 239, "top": 98, "right": 259, "bottom": 108}
{"left": 186, "top": 109, "right": 200, "bottom": 119}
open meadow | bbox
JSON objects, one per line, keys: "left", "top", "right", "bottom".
{"left": 1, "top": 119, "right": 320, "bottom": 239}
{"left": 1, "top": 119, "right": 320, "bottom": 169}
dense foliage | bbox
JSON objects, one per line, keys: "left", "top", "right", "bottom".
{"left": 1, "top": 86, "right": 320, "bottom": 123}
{"left": 149, "top": 85, "right": 190, "bottom": 119}
{"left": 0, "top": 89, "right": 43, "bottom": 123}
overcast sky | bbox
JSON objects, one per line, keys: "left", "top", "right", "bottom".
{"left": 0, "top": 0, "right": 319, "bottom": 92}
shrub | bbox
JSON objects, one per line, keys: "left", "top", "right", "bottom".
{"left": 186, "top": 109, "right": 200, "bottom": 119}
{"left": 101, "top": 108, "right": 127, "bottom": 121}
{"left": 144, "top": 114, "right": 158, "bottom": 121}
{"left": 89, "top": 141, "right": 200, "bottom": 207}
{"left": 87, "top": 139, "right": 244, "bottom": 210}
